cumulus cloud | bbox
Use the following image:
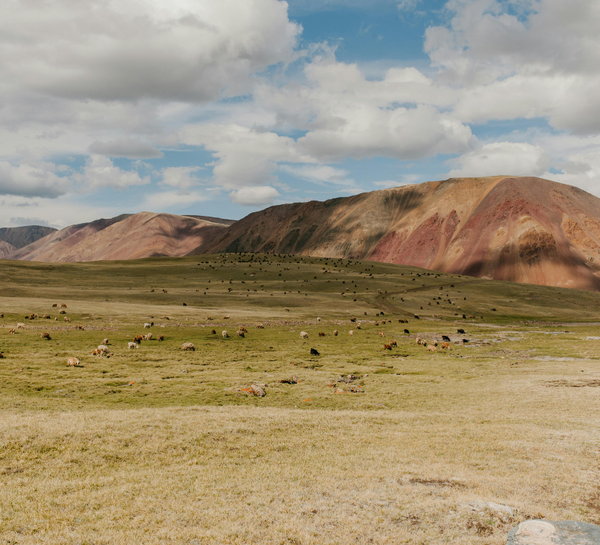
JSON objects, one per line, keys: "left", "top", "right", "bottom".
{"left": 541, "top": 149, "right": 600, "bottom": 196}
{"left": 0, "top": 161, "right": 70, "bottom": 198}
{"left": 447, "top": 142, "right": 549, "bottom": 178}
{"left": 73, "top": 155, "right": 150, "bottom": 190}
{"left": 280, "top": 165, "right": 350, "bottom": 185}
{"left": 425, "top": 0, "right": 600, "bottom": 133}
{"left": 143, "top": 190, "right": 209, "bottom": 210}
{"left": 88, "top": 138, "right": 163, "bottom": 159}
{"left": 180, "top": 124, "right": 315, "bottom": 189}
{"left": 229, "top": 186, "right": 280, "bottom": 206}
{"left": 9, "top": 217, "right": 51, "bottom": 227}
{"left": 0, "top": 0, "right": 299, "bottom": 103}
{"left": 160, "top": 167, "right": 202, "bottom": 190}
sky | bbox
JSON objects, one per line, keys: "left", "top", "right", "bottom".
{"left": 1, "top": 0, "right": 600, "bottom": 228}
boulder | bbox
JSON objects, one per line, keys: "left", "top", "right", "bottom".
{"left": 507, "top": 520, "right": 600, "bottom": 544}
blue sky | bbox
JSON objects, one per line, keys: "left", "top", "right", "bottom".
{"left": 0, "top": 0, "right": 599, "bottom": 227}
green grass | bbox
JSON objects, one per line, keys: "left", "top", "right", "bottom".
{"left": 2, "top": 254, "right": 600, "bottom": 543}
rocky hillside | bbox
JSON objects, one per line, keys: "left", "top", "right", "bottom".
{"left": 0, "top": 225, "right": 56, "bottom": 251}
{"left": 7, "top": 212, "right": 232, "bottom": 262}
{"left": 195, "top": 176, "right": 600, "bottom": 291}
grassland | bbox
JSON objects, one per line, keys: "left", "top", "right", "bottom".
{"left": 1, "top": 254, "right": 600, "bottom": 544}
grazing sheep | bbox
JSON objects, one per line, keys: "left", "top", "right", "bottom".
{"left": 442, "top": 335, "right": 451, "bottom": 342}
{"left": 144, "top": 333, "right": 153, "bottom": 341}
{"left": 41, "top": 332, "right": 51, "bottom": 340}
{"left": 43, "top": 314, "right": 50, "bottom": 319}
{"left": 144, "top": 323, "right": 151, "bottom": 329}
{"left": 333, "top": 330, "right": 338, "bottom": 336}
{"left": 67, "top": 357, "right": 81, "bottom": 367}
{"left": 404, "top": 329, "right": 410, "bottom": 334}
{"left": 74, "top": 325, "right": 84, "bottom": 330}
{"left": 181, "top": 342, "right": 195, "bottom": 351}
{"left": 103, "top": 338, "right": 109, "bottom": 345}
{"left": 60, "top": 304, "right": 67, "bottom": 308}
{"left": 426, "top": 345, "right": 437, "bottom": 352}
{"left": 256, "top": 323, "right": 264, "bottom": 329}
{"left": 316, "top": 317, "right": 321, "bottom": 322}
{"left": 416, "top": 337, "right": 426, "bottom": 346}
{"left": 237, "top": 330, "right": 245, "bottom": 338}
{"left": 457, "top": 329, "right": 465, "bottom": 334}
{"left": 210, "top": 329, "right": 216, "bottom": 335}
{"left": 349, "top": 331, "right": 354, "bottom": 336}
{"left": 157, "top": 334, "right": 164, "bottom": 342}
{"left": 310, "top": 348, "right": 320, "bottom": 356}
{"left": 128, "top": 342, "right": 138, "bottom": 349}
{"left": 383, "top": 343, "right": 391, "bottom": 350}
{"left": 59, "top": 310, "right": 66, "bottom": 315}
{"left": 133, "top": 335, "right": 143, "bottom": 343}
{"left": 379, "top": 331, "right": 385, "bottom": 337}
{"left": 300, "top": 331, "right": 308, "bottom": 339}
{"left": 8, "top": 328, "right": 16, "bottom": 334}
{"left": 64, "top": 317, "right": 71, "bottom": 323}
{"left": 318, "top": 332, "right": 326, "bottom": 337}
{"left": 441, "top": 342, "right": 450, "bottom": 349}
{"left": 463, "top": 339, "right": 469, "bottom": 344}
{"left": 238, "top": 326, "right": 248, "bottom": 333}
{"left": 52, "top": 304, "right": 58, "bottom": 308}
{"left": 222, "top": 330, "right": 229, "bottom": 338}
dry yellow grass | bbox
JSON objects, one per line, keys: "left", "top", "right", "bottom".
{"left": 2, "top": 255, "right": 600, "bottom": 543}
{"left": 1, "top": 405, "right": 599, "bottom": 544}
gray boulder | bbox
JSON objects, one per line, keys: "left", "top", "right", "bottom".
{"left": 507, "top": 520, "right": 600, "bottom": 544}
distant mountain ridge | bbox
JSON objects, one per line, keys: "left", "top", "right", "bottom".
{"left": 6, "top": 212, "right": 232, "bottom": 262}
{"left": 195, "top": 176, "right": 600, "bottom": 291}
{"left": 5, "top": 176, "right": 600, "bottom": 291}
{"left": 0, "top": 225, "right": 56, "bottom": 252}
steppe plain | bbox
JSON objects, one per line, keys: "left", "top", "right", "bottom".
{"left": 1, "top": 254, "right": 600, "bottom": 544}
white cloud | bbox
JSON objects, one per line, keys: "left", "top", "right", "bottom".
{"left": 397, "top": 0, "right": 422, "bottom": 12}
{"left": 73, "top": 155, "right": 150, "bottom": 190}
{"left": 297, "top": 103, "right": 473, "bottom": 162}
{"left": 425, "top": 0, "right": 600, "bottom": 132}
{"left": 9, "top": 216, "right": 51, "bottom": 227}
{"left": 160, "top": 166, "right": 202, "bottom": 190}
{"left": 542, "top": 147, "right": 600, "bottom": 197}
{"left": 180, "top": 124, "right": 315, "bottom": 189}
{"left": 143, "top": 190, "right": 209, "bottom": 210}
{"left": 280, "top": 165, "right": 350, "bottom": 185}
{"left": 0, "top": 161, "right": 71, "bottom": 198}
{"left": 0, "top": 0, "right": 299, "bottom": 103}
{"left": 448, "top": 142, "right": 549, "bottom": 178}
{"left": 88, "top": 138, "right": 163, "bottom": 159}
{"left": 229, "top": 186, "right": 280, "bottom": 206}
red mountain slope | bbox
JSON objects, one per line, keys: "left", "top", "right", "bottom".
{"left": 7, "top": 212, "right": 232, "bottom": 262}
{"left": 196, "top": 176, "right": 600, "bottom": 290}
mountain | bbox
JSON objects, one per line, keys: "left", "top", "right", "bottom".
{"left": 0, "top": 225, "right": 57, "bottom": 249}
{"left": 7, "top": 212, "right": 232, "bottom": 262}
{"left": 195, "top": 176, "right": 600, "bottom": 291}
{"left": 0, "top": 240, "right": 16, "bottom": 259}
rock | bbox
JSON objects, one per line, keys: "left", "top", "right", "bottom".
{"left": 467, "top": 501, "right": 516, "bottom": 523}
{"left": 507, "top": 520, "right": 600, "bottom": 544}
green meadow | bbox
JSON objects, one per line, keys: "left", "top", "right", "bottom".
{"left": 1, "top": 254, "right": 600, "bottom": 544}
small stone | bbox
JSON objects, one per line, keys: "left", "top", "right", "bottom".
{"left": 507, "top": 520, "right": 600, "bottom": 544}
{"left": 468, "top": 500, "right": 516, "bottom": 522}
